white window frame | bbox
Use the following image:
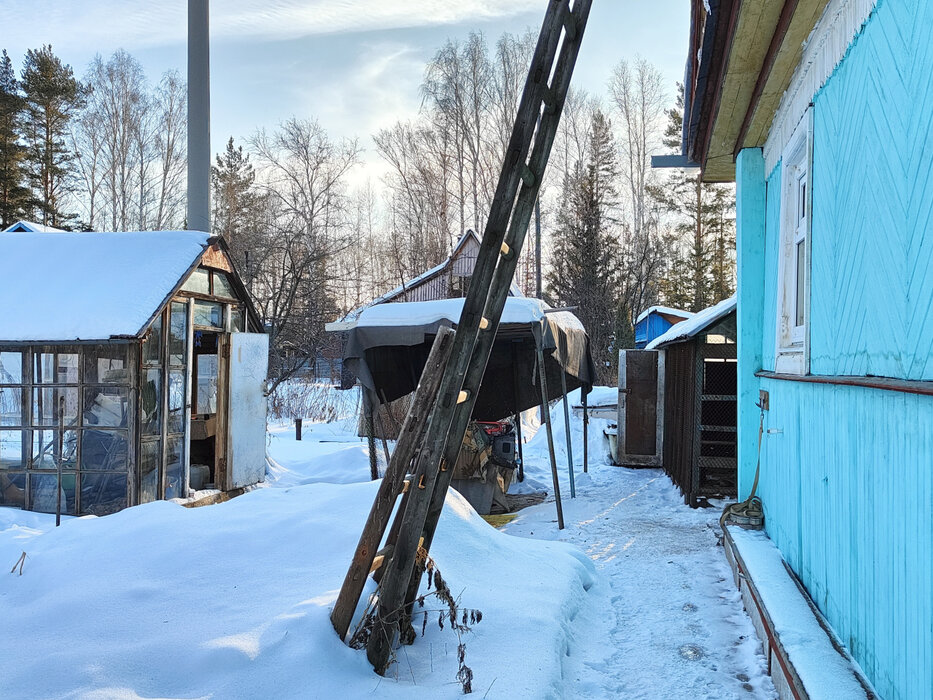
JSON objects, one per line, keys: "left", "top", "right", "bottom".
{"left": 775, "top": 109, "right": 812, "bottom": 375}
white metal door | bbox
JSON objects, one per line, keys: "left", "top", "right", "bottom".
{"left": 227, "top": 333, "right": 269, "bottom": 489}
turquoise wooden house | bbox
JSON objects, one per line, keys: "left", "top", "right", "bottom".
{"left": 633, "top": 306, "right": 693, "bottom": 349}
{"left": 681, "top": 0, "right": 933, "bottom": 697}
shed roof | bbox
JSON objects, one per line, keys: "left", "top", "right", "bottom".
{"left": 646, "top": 295, "right": 737, "bottom": 349}
{"left": 2, "top": 220, "right": 68, "bottom": 233}
{"left": 0, "top": 230, "right": 210, "bottom": 342}
{"left": 635, "top": 305, "right": 694, "bottom": 324}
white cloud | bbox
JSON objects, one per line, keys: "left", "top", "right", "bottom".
{"left": 1, "top": 0, "right": 542, "bottom": 51}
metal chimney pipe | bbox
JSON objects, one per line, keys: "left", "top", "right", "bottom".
{"left": 187, "top": 0, "right": 211, "bottom": 232}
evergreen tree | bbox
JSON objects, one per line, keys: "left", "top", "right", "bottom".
{"left": 21, "top": 45, "right": 85, "bottom": 228}
{"left": 0, "top": 50, "right": 31, "bottom": 227}
{"left": 648, "top": 83, "right": 735, "bottom": 311}
{"left": 211, "top": 136, "right": 267, "bottom": 284}
{"left": 547, "top": 109, "right": 621, "bottom": 383}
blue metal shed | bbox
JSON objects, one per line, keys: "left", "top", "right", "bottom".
{"left": 634, "top": 306, "right": 694, "bottom": 349}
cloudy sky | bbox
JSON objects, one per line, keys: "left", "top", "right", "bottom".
{"left": 1, "top": 1, "right": 688, "bottom": 180}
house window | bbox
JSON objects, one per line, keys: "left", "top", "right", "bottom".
{"left": 776, "top": 110, "right": 812, "bottom": 374}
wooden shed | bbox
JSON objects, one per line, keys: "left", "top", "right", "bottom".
{"left": 0, "top": 231, "right": 268, "bottom": 516}
{"left": 649, "top": 296, "right": 737, "bottom": 506}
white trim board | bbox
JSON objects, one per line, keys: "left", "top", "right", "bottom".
{"left": 763, "top": 0, "right": 878, "bottom": 175}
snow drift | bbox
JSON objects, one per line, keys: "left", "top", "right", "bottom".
{"left": 0, "top": 481, "right": 594, "bottom": 700}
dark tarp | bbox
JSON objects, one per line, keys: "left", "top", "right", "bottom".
{"left": 340, "top": 298, "right": 595, "bottom": 421}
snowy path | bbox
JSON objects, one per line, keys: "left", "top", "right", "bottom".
{"left": 503, "top": 462, "right": 777, "bottom": 699}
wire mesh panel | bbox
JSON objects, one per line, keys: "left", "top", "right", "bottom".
{"left": 695, "top": 326, "right": 737, "bottom": 499}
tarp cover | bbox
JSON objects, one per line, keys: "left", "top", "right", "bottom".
{"left": 342, "top": 298, "right": 595, "bottom": 421}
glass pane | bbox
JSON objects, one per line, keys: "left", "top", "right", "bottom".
{"left": 170, "top": 302, "right": 188, "bottom": 366}
{"left": 168, "top": 370, "right": 186, "bottom": 434}
{"left": 181, "top": 267, "right": 210, "bottom": 295}
{"left": 143, "top": 314, "right": 163, "bottom": 365}
{"left": 194, "top": 300, "right": 223, "bottom": 328}
{"left": 35, "top": 352, "right": 79, "bottom": 384}
{"left": 84, "top": 387, "right": 129, "bottom": 428}
{"left": 795, "top": 240, "right": 806, "bottom": 327}
{"left": 80, "top": 472, "right": 127, "bottom": 515}
{"left": 141, "top": 369, "right": 162, "bottom": 436}
{"left": 0, "top": 387, "right": 22, "bottom": 426}
{"left": 0, "top": 430, "right": 25, "bottom": 469}
{"left": 196, "top": 355, "right": 218, "bottom": 415}
{"left": 81, "top": 430, "right": 128, "bottom": 471}
{"left": 164, "top": 436, "right": 185, "bottom": 500}
{"left": 84, "top": 345, "right": 129, "bottom": 384}
{"left": 212, "top": 271, "right": 236, "bottom": 299}
{"left": 32, "top": 430, "right": 78, "bottom": 470}
{"left": 231, "top": 308, "right": 245, "bottom": 333}
{"left": 30, "top": 472, "right": 76, "bottom": 515}
{"left": 0, "top": 351, "right": 23, "bottom": 384}
{"left": 0, "top": 472, "right": 25, "bottom": 508}
{"left": 32, "top": 387, "right": 79, "bottom": 426}
{"left": 139, "top": 440, "right": 161, "bottom": 504}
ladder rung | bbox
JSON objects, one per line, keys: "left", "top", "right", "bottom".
{"left": 479, "top": 317, "right": 490, "bottom": 330}
{"left": 457, "top": 390, "right": 470, "bottom": 404}
{"left": 500, "top": 241, "right": 511, "bottom": 256}
{"left": 521, "top": 165, "right": 536, "bottom": 188}
{"left": 563, "top": 7, "right": 578, "bottom": 41}
{"left": 401, "top": 479, "right": 411, "bottom": 494}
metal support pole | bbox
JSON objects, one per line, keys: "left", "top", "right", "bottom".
{"left": 187, "top": 0, "right": 211, "bottom": 233}
{"left": 537, "top": 346, "right": 564, "bottom": 529}
{"left": 559, "top": 370, "right": 575, "bottom": 498}
{"left": 295, "top": 418, "right": 302, "bottom": 441}
{"left": 511, "top": 340, "right": 524, "bottom": 482}
{"left": 364, "top": 390, "right": 378, "bottom": 481}
{"left": 582, "top": 388, "right": 589, "bottom": 473}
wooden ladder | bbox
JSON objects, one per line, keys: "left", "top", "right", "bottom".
{"left": 331, "top": 0, "right": 594, "bottom": 675}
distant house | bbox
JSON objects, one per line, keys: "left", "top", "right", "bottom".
{"left": 0, "top": 231, "right": 268, "bottom": 516}
{"left": 326, "top": 230, "right": 524, "bottom": 388}
{"left": 634, "top": 306, "right": 693, "bottom": 349}
{"left": 2, "top": 220, "right": 68, "bottom": 233}
{"left": 327, "top": 230, "right": 523, "bottom": 333}
{"left": 682, "top": 0, "right": 933, "bottom": 696}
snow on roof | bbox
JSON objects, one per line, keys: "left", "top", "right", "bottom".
{"left": 2, "top": 220, "right": 68, "bottom": 233}
{"left": 635, "top": 305, "right": 694, "bottom": 324}
{"left": 645, "top": 295, "right": 736, "bottom": 349}
{"left": 355, "top": 296, "right": 584, "bottom": 331}
{"left": 0, "top": 231, "right": 210, "bottom": 342}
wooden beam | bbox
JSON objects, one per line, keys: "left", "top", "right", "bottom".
{"left": 329, "top": 326, "right": 455, "bottom": 642}
{"left": 733, "top": 0, "right": 799, "bottom": 158}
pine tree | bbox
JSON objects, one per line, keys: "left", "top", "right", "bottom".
{"left": 0, "top": 50, "right": 31, "bottom": 227}
{"left": 547, "top": 109, "right": 622, "bottom": 384}
{"left": 21, "top": 45, "right": 85, "bottom": 228}
{"left": 648, "top": 83, "right": 735, "bottom": 311}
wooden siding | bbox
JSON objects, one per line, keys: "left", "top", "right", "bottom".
{"left": 808, "top": 0, "right": 933, "bottom": 380}
{"left": 761, "top": 163, "right": 781, "bottom": 372}
{"left": 747, "top": 3, "right": 933, "bottom": 698}
{"left": 757, "top": 377, "right": 933, "bottom": 700}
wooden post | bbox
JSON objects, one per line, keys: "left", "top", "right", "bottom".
{"left": 559, "top": 369, "right": 576, "bottom": 498}
{"left": 295, "top": 418, "right": 303, "bottom": 441}
{"left": 56, "top": 396, "right": 64, "bottom": 527}
{"left": 330, "top": 327, "right": 455, "bottom": 642}
{"left": 582, "top": 387, "right": 589, "bottom": 473}
{"left": 514, "top": 413, "right": 524, "bottom": 482}
{"left": 538, "top": 346, "right": 565, "bottom": 529}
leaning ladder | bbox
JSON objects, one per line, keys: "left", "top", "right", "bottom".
{"left": 332, "top": 0, "right": 593, "bottom": 675}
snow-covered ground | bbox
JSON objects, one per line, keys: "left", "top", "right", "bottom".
{"left": 0, "top": 386, "right": 776, "bottom": 699}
